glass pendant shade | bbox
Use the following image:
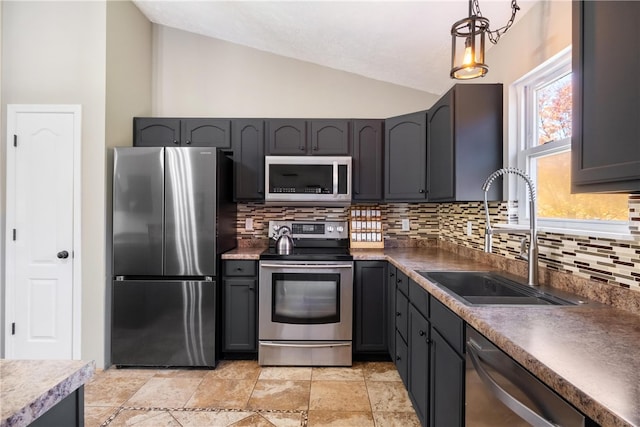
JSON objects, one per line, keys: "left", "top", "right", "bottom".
{"left": 450, "top": 14, "right": 489, "bottom": 79}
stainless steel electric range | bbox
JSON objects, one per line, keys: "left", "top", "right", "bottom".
{"left": 258, "top": 220, "right": 353, "bottom": 366}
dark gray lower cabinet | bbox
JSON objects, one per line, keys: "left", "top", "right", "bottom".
{"left": 430, "top": 328, "right": 464, "bottom": 427}
{"left": 222, "top": 261, "right": 257, "bottom": 354}
{"left": 30, "top": 387, "right": 84, "bottom": 427}
{"left": 408, "top": 304, "right": 430, "bottom": 425}
{"left": 354, "top": 261, "right": 388, "bottom": 356}
{"left": 387, "top": 264, "right": 397, "bottom": 361}
{"left": 385, "top": 267, "right": 465, "bottom": 427}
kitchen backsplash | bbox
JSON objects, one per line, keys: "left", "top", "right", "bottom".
{"left": 236, "top": 195, "right": 640, "bottom": 293}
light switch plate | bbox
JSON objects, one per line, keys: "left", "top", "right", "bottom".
{"left": 466, "top": 221, "right": 473, "bottom": 236}
{"left": 245, "top": 218, "right": 254, "bottom": 231}
{"left": 401, "top": 218, "right": 410, "bottom": 231}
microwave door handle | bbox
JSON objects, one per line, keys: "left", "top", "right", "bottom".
{"left": 467, "top": 341, "right": 557, "bottom": 427}
{"left": 333, "top": 161, "right": 338, "bottom": 195}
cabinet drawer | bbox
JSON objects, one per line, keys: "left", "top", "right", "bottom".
{"left": 430, "top": 298, "right": 464, "bottom": 355}
{"left": 224, "top": 260, "right": 257, "bottom": 277}
{"left": 409, "top": 279, "right": 429, "bottom": 318}
{"left": 396, "top": 269, "right": 409, "bottom": 296}
{"left": 396, "top": 290, "right": 409, "bottom": 342}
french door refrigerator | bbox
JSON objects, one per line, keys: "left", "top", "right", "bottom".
{"left": 111, "top": 147, "right": 235, "bottom": 368}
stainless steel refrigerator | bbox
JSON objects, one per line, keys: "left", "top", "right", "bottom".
{"left": 111, "top": 147, "right": 236, "bottom": 368}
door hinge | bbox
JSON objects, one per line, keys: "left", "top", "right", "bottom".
{"left": 11, "top": 323, "right": 15, "bottom": 335}
{"left": 13, "top": 135, "right": 17, "bottom": 147}
{"left": 12, "top": 229, "right": 16, "bottom": 241}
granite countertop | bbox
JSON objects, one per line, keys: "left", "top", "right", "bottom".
{"left": 225, "top": 246, "right": 640, "bottom": 427}
{"left": 1, "top": 359, "right": 95, "bottom": 427}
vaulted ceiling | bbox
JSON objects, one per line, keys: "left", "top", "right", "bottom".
{"left": 133, "top": 0, "right": 537, "bottom": 96}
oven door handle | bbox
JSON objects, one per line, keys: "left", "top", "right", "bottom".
{"left": 260, "top": 342, "right": 352, "bottom": 349}
{"left": 260, "top": 263, "right": 353, "bottom": 269}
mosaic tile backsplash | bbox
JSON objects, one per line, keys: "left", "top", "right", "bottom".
{"left": 237, "top": 195, "right": 640, "bottom": 293}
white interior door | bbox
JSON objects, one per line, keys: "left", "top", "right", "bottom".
{"left": 5, "top": 105, "right": 81, "bottom": 359}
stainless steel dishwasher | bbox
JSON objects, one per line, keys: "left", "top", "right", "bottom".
{"left": 466, "top": 326, "right": 587, "bottom": 427}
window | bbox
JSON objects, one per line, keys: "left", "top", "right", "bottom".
{"left": 515, "top": 48, "right": 629, "bottom": 235}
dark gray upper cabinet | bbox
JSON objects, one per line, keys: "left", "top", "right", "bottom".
{"left": 572, "top": 1, "right": 640, "bottom": 193}
{"left": 232, "top": 119, "right": 265, "bottom": 201}
{"left": 134, "top": 118, "right": 181, "bottom": 147}
{"left": 267, "top": 119, "right": 350, "bottom": 155}
{"left": 385, "top": 111, "right": 428, "bottom": 201}
{"left": 427, "top": 84, "right": 503, "bottom": 202}
{"left": 267, "top": 119, "right": 307, "bottom": 154}
{"left": 352, "top": 120, "right": 384, "bottom": 201}
{"left": 353, "top": 261, "right": 388, "bottom": 355}
{"left": 134, "top": 118, "right": 231, "bottom": 148}
{"left": 310, "top": 119, "right": 351, "bottom": 155}
{"left": 181, "top": 119, "right": 231, "bottom": 148}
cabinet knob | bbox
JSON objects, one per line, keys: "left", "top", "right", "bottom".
{"left": 173, "top": 140, "right": 179, "bottom": 145}
{"left": 396, "top": 311, "right": 401, "bottom": 317}
{"left": 57, "top": 250, "right": 69, "bottom": 259}
{"left": 390, "top": 273, "right": 395, "bottom": 277}
{"left": 236, "top": 267, "right": 243, "bottom": 271}
{"left": 299, "top": 146, "right": 305, "bottom": 151}
{"left": 419, "top": 189, "right": 425, "bottom": 193}
{"left": 397, "top": 279, "right": 401, "bottom": 283}
{"left": 185, "top": 140, "right": 191, "bottom": 145}
{"left": 419, "top": 330, "right": 425, "bottom": 337}
{"left": 396, "top": 355, "right": 401, "bottom": 361}
{"left": 313, "top": 146, "right": 319, "bottom": 151}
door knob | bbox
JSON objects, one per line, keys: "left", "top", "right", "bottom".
{"left": 57, "top": 250, "right": 69, "bottom": 259}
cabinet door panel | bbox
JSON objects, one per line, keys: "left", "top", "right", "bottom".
{"left": 267, "top": 119, "right": 307, "bottom": 154}
{"left": 352, "top": 120, "right": 383, "bottom": 201}
{"left": 224, "top": 278, "right": 257, "bottom": 352}
{"left": 182, "top": 119, "right": 231, "bottom": 148}
{"left": 354, "top": 261, "right": 387, "bottom": 354}
{"left": 572, "top": 1, "right": 640, "bottom": 192}
{"left": 395, "top": 330, "right": 409, "bottom": 387}
{"left": 430, "top": 328, "right": 464, "bottom": 427}
{"left": 387, "top": 264, "right": 397, "bottom": 359}
{"left": 232, "top": 120, "right": 265, "bottom": 200}
{"left": 428, "top": 99, "right": 454, "bottom": 201}
{"left": 310, "top": 119, "right": 350, "bottom": 155}
{"left": 409, "top": 305, "right": 430, "bottom": 425}
{"left": 134, "top": 118, "right": 180, "bottom": 147}
{"left": 385, "top": 111, "right": 427, "bottom": 200}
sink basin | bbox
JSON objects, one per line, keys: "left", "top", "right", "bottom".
{"left": 418, "top": 271, "right": 577, "bottom": 306}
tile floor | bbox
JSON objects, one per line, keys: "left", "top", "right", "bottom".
{"left": 84, "top": 360, "right": 421, "bottom": 427}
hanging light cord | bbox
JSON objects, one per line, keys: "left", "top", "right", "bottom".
{"left": 472, "top": 0, "right": 520, "bottom": 44}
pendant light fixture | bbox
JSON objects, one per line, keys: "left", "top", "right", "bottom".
{"left": 450, "top": 0, "right": 520, "bottom": 80}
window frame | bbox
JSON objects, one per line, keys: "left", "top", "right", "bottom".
{"left": 514, "top": 47, "right": 630, "bottom": 237}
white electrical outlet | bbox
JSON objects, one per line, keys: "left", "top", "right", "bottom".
{"left": 466, "top": 221, "right": 473, "bottom": 236}
{"left": 401, "top": 218, "right": 410, "bottom": 231}
{"left": 245, "top": 218, "right": 254, "bottom": 231}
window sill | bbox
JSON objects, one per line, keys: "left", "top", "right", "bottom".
{"left": 530, "top": 221, "right": 636, "bottom": 242}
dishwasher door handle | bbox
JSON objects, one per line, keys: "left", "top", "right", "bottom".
{"left": 467, "top": 341, "right": 558, "bottom": 427}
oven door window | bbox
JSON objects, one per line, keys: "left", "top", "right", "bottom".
{"left": 272, "top": 273, "right": 340, "bottom": 324}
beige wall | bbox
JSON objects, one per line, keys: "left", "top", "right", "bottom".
{"left": 1, "top": 0, "right": 151, "bottom": 368}
{"left": 1, "top": 0, "right": 107, "bottom": 366}
{"left": 152, "top": 25, "right": 439, "bottom": 118}
{"left": 104, "top": 0, "right": 152, "bottom": 365}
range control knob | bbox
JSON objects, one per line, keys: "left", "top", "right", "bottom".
{"left": 327, "top": 226, "right": 334, "bottom": 232}
{"left": 336, "top": 226, "right": 344, "bottom": 233}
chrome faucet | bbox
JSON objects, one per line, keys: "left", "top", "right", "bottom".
{"left": 482, "top": 168, "right": 539, "bottom": 287}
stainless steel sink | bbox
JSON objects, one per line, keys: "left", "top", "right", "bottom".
{"left": 418, "top": 271, "right": 577, "bottom": 306}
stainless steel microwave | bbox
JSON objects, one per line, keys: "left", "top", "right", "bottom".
{"left": 265, "top": 156, "right": 351, "bottom": 205}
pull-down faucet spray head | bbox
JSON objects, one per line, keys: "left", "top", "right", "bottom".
{"left": 482, "top": 168, "right": 539, "bottom": 286}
